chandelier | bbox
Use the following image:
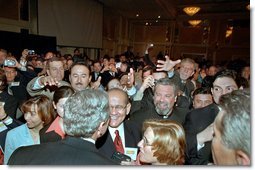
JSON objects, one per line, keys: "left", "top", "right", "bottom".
{"left": 226, "top": 26, "right": 233, "bottom": 38}
{"left": 188, "top": 20, "right": 202, "bottom": 27}
{"left": 183, "top": 6, "right": 201, "bottom": 16}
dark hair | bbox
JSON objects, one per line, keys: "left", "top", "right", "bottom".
{"left": 0, "top": 68, "right": 7, "bottom": 91}
{"left": 46, "top": 56, "right": 63, "bottom": 69}
{"left": 235, "top": 76, "right": 249, "bottom": 89}
{"left": 192, "top": 87, "right": 212, "bottom": 98}
{"left": 70, "top": 61, "right": 91, "bottom": 74}
{"left": 53, "top": 86, "right": 75, "bottom": 104}
{"left": 21, "top": 95, "right": 55, "bottom": 125}
{"left": 92, "top": 60, "right": 101, "bottom": 66}
{"left": 213, "top": 69, "right": 237, "bottom": 84}
{"left": 201, "top": 76, "right": 214, "bottom": 88}
{"left": 142, "top": 65, "right": 154, "bottom": 77}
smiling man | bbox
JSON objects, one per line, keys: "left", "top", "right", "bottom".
{"left": 130, "top": 78, "right": 188, "bottom": 130}
{"left": 96, "top": 88, "right": 141, "bottom": 163}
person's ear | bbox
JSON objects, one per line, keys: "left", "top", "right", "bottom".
{"left": 191, "top": 70, "right": 195, "bottom": 77}
{"left": 174, "top": 95, "right": 177, "bottom": 103}
{"left": 97, "top": 120, "right": 109, "bottom": 137}
{"left": 125, "top": 103, "right": 131, "bottom": 115}
{"left": 89, "top": 75, "right": 92, "bottom": 83}
{"left": 96, "top": 122, "right": 105, "bottom": 137}
{"left": 46, "top": 69, "right": 50, "bottom": 76}
{"left": 52, "top": 101, "right": 57, "bottom": 109}
{"left": 236, "top": 150, "right": 250, "bottom": 165}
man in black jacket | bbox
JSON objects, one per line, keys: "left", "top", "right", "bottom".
{"left": 96, "top": 88, "right": 141, "bottom": 163}
{"left": 184, "top": 69, "right": 238, "bottom": 165}
{"left": 130, "top": 78, "right": 188, "bottom": 131}
{"left": 8, "top": 89, "right": 117, "bottom": 165}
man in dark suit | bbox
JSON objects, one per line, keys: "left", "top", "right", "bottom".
{"left": 91, "top": 60, "right": 102, "bottom": 83}
{"left": 96, "top": 88, "right": 141, "bottom": 163}
{"left": 100, "top": 62, "right": 119, "bottom": 88}
{"left": 8, "top": 89, "right": 117, "bottom": 165}
{"left": 130, "top": 78, "right": 189, "bottom": 130}
{"left": 184, "top": 69, "right": 238, "bottom": 165}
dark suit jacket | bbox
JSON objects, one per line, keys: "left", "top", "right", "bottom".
{"left": 8, "top": 136, "right": 118, "bottom": 165}
{"left": 99, "top": 71, "right": 117, "bottom": 87}
{"left": 170, "top": 71, "right": 195, "bottom": 109}
{"left": 9, "top": 68, "right": 37, "bottom": 107}
{"left": 0, "top": 91, "right": 18, "bottom": 119}
{"left": 130, "top": 106, "right": 188, "bottom": 131}
{"left": 96, "top": 120, "right": 141, "bottom": 162}
{"left": 183, "top": 103, "right": 219, "bottom": 165}
{"left": 91, "top": 71, "right": 100, "bottom": 82}
{"left": 39, "top": 122, "right": 62, "bottom": 143}
{"left": 130, "top": 87, "right": 154, "bottom": 115}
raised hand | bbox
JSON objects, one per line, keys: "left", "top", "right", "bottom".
{"left": 90, "top": 76, "right": 102, "bottom": 89}
{"left": 127, "top": 68, "right": 135, "bottom": 88}
{"left": 40, "top": 76, "right": 60, "bottom": 86}
{"left": 156, "top": 55, "right": 181, "bottom": 72}
{"left": 197, "top": 123, "right": 214, "bottom": 145}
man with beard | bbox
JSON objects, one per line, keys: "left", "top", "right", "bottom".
{"left": 130, "top": 78, "right": 188, "bottom": 131}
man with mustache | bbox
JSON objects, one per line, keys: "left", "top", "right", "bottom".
{"left": 69, "top": 62, "right": 102, "bottom": 91}
{"left": 130, "top": 77, "right": 188, "bottom": 131}
{"left": 69, "top": 62, "right": 91, "bottom": 92}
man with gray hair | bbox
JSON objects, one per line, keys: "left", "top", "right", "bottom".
{"left": 8, "top": 89, "right": 117, "bottom": 165}
{"left": 212, "top": 89, "right": 250, "bottom": 165}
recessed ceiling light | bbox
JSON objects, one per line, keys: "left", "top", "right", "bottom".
{"left": 145, "top": 22, "right": 148, "bottom": 25}
{"left": 136, "top": 14, "right": 139, "bottom": 17}
{"left": 158, "top": 15, "right": 161, "bottom": 18}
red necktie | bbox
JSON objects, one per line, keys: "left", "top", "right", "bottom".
{"left": 114, "top": 130, "right": 124, "bottom": 154}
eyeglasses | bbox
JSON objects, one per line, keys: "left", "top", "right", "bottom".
{"left": 142, "top": 136, "right": 153, "bottom": 146}
{"left": 109, "top": 105, "right": 126, "bottom": 112}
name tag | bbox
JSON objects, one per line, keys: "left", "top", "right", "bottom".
{"left": 11, "top": 82, "right": 20, "bottom": 86}
{"left": 0, "top": 122, "right": 7, "bottom": 133}
{"left": 124, "top": 147, "right": 138, "bottom": 160}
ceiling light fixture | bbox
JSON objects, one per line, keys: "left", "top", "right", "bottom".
{"left": 183, "top": 6, "right": 201, "bottom": 16}
{"left": 188, "top": 20, "right": 202, "bottom": 27}
{"left": 158, "top": 15, "right": 161, "bottom": 18}
{"left": 226, "top": 26, "right": 233, "bottom": 38}
{"left": 136, "top": 14, "right": 139, "bottom": 17}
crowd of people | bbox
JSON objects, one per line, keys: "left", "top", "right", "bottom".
{"left": 0, "top": 47, "right": 250, "bottom": 166}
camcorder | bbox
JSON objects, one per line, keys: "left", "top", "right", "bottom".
{"left": 3, "top": 59, "right": 16, "bottom": 67}
{"left": 28, "top": 50, "right": 35, "bottom": 55}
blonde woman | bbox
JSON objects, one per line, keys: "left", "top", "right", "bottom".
{"left": 122, "top": 119, "right": 186, "bottom": 165}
